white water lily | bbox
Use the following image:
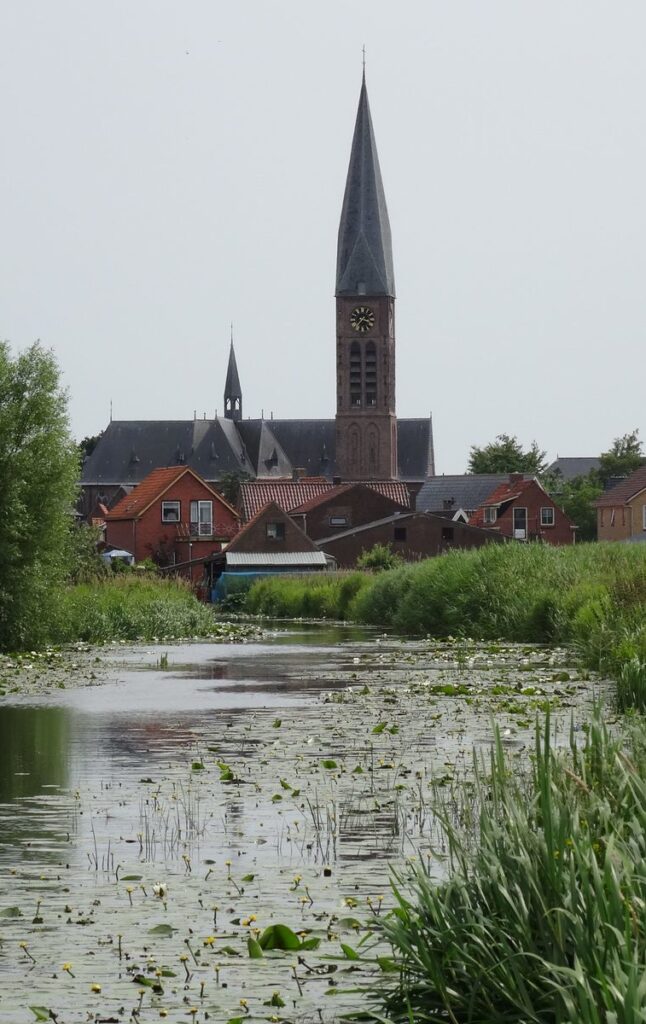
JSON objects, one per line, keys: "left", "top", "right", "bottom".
{"left": 153, "top": 883, "right": 168, "bottom": 898}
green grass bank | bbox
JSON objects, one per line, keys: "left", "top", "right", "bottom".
{"left": 246, "top": 542, "right": 646, "bottom": 704}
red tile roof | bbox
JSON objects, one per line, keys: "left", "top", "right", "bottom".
{"left": 289, "top": 484, "right": 357, "bottom": 514}
{"left": 595, "top": 466, "right": 646, "bottom": 507}
{"left": 468, "top": 478, "right": 541, "bottom": 528}
{"left": 239, "top": 479, "right": 410, "bottom": 521}
{"left": 105, "top": 466, "right": 237, "bottom": 520}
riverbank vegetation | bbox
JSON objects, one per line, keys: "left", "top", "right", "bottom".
{"left": 0, "top": 343, "right": 79, "bottom": 651}
{"left": 246, "top": 542, "right": 646, "bottom": 708}
{"left": 51, "top": 575, "right": 242, "bottom": 644}
{"left": 372, "top": 706, "right": 646, "bottom": 1022}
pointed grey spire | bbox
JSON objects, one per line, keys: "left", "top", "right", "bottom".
{"left": 336, "top": 73, "right": 395, "bottom": 297}
{"left": 224, "top": 334, "right": 242, "bottom": 422}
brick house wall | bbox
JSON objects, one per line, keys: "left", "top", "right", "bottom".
{"left": 471, "top": 478, "right": 575, "bottom": 546}
{"left": 318, "top": 513, "right": 503, "bottom": 568}
{"left": 105, "top": 474, "right": 238, "bottom": 574}
{"left": 292, "top": 486, "right": 407, "bottom": 542}
{"left": 598, "top": 494, "right": 646, "bottom": 541}
{"left": 227, "top": 504, "right": 319, "bottom": 555}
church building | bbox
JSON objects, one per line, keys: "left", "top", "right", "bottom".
{"left": 80, "top": 73, "right": 434, "bottom": 518}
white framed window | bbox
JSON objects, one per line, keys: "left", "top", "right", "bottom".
{"left": 190, "top": 500, "right": 213, "bottom": 536}
{"left": 161, "top": 500, "right": 180, "bottom": 523}
{"left": 540, "top": 506, "right": 555, "bottom": 527}
{"left": 642, "top": 504, "right": 646, "bottom": 531}
{"left": 483, "top": 507, "right": 497, "bottom": 524}
{"left": 513, "top": 507, "right": 528, "bottom": 539}
{"left": 266, "top": 521, "right": 285, "bottom": 540}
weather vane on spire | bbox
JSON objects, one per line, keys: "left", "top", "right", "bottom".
{"left": 362, "top": 45, "right": 366, "bottom": 70}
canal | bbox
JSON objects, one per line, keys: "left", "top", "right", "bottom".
{"left": 0, "top": 623, "right": 605, "bottom": 1023}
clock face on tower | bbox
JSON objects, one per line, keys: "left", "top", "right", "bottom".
{"left": 350, "top": 305, "right": 375, "bottom": 333}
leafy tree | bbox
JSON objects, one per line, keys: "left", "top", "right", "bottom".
{"left": 356, "top": 543, "right": 403, "bottom": 572}
{"left": 67, "top": 523, "right": 108, "bottom": 583}
{"left": 598, "top": 430, "right": 644, "bottom": 484}
{"left": 547, "top": 474, "right": 603, "bottom": 543}
{"left": 0, "top": 342, "right": 79, "bottom": 649}
{"left": 77, "top": 431, "right": 104, "bottom": 463}
{"left": 468, "top": 434, "right": 547, "bottom": 475}
{"left": 216, "top": 470, "right": 250, "bottom": 507}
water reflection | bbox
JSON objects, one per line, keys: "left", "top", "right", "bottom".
{"left": 0, "top": 706, "right": 74, "bottom": 864}
{"left": 0, "top": 707, "right": 69, "bottom": 802}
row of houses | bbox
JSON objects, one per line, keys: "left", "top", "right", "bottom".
{"left": 97, "top": 464, "right": 621, "bottom": 593}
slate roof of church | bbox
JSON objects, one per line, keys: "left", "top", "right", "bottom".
{"left": 336, "top": 72, "right": 395, "bottom": 298}
{"left": 548, "top": 457, "right": 601, "bottom": 480}
{"left": 82, "top": 417, "right": 433, "bottom": 487}
{"left": 224, "top": 341, "right": 242, "bottom": 401}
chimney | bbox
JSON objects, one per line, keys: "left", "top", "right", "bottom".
{"left": 292, "top": 467, "right": 307, "bottom": 481}
{"left": 509, "top": 473, "right": 524, "bottom": 484}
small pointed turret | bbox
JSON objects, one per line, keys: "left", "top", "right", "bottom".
{"left": 224, "top": 335, "right": 242, "bottom": 422}
{"left": 336, "top": 72, "right": 395, "bottom": 298}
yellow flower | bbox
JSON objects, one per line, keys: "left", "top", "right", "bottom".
{"left": 203, "top": 935, "right": 216, "bottom": 947}
{"left": 90, "top": 983, "right": 101, "bottom": 993}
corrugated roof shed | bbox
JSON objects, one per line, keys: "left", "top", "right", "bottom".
{"left": 225, "top": 552, "right": 328, "bottom": 567}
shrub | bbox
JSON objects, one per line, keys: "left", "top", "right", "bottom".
{"left": 356, "top": 543, "right": 403, "bottom": 572}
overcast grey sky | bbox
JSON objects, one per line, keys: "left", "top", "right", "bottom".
{"left": 1, "top": 1, "right": 644, "bottom": 473}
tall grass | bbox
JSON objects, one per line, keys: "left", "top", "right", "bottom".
{"left": 372, "top": 708, "right": 646, "bottom": 1022}
{"left": 247, "top": 571, "right": 372, "bottom": 621}
{"left": 49, "top": 576, "right": 221, "bottom": 643}
{"left": 246, "top": 543, "right": 646, "bottom": 709}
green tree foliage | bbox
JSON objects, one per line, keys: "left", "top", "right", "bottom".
{"left": 215, "top": 470, "right": 250, "bottom": 507}
{"left": 356, "top": 542, "right": 403, "bottom": 572}
{"left": 548, "top": 473, "right": 603, "bottom": 542}
{"left": 0, "top": 342, "right": 79, "bottom": 649}
{"left": 77, "top": 431, "right": 103, "bottom": 463}
{"left": 598, "top": 428, "right": 644, "bottom": 484}
{"left": 467, "top": 433, "right": 547, "bottom": 475}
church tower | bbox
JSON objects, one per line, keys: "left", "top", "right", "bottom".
{"left": 224, "top": 339, "right": 242, "bottom": 421}
{"left": 335, "top": 71, "right": 397, "bottom": 480}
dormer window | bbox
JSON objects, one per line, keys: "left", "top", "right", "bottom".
{"left": 483, "top": 507, "right": 497, "bottom": 524}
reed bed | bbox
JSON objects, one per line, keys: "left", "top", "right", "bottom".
{"left": 246, "top": 543, "right": 646, "bottom": 710}
{"left": 371, "top": 708, "right": 646, "bottom": 1022}
{"left": 50, "top": 575, "right": 222, "bottom": 643}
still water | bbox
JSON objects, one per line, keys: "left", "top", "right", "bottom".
{"left": 0, "top": 624, "right": 602, "bottom": 1023}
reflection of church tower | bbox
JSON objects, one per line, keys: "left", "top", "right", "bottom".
{"left": 224, "top": 339, "right": 242, "bottom": 421}
{"left": 335, "top": 71, "right": 397, "bottom": 480}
